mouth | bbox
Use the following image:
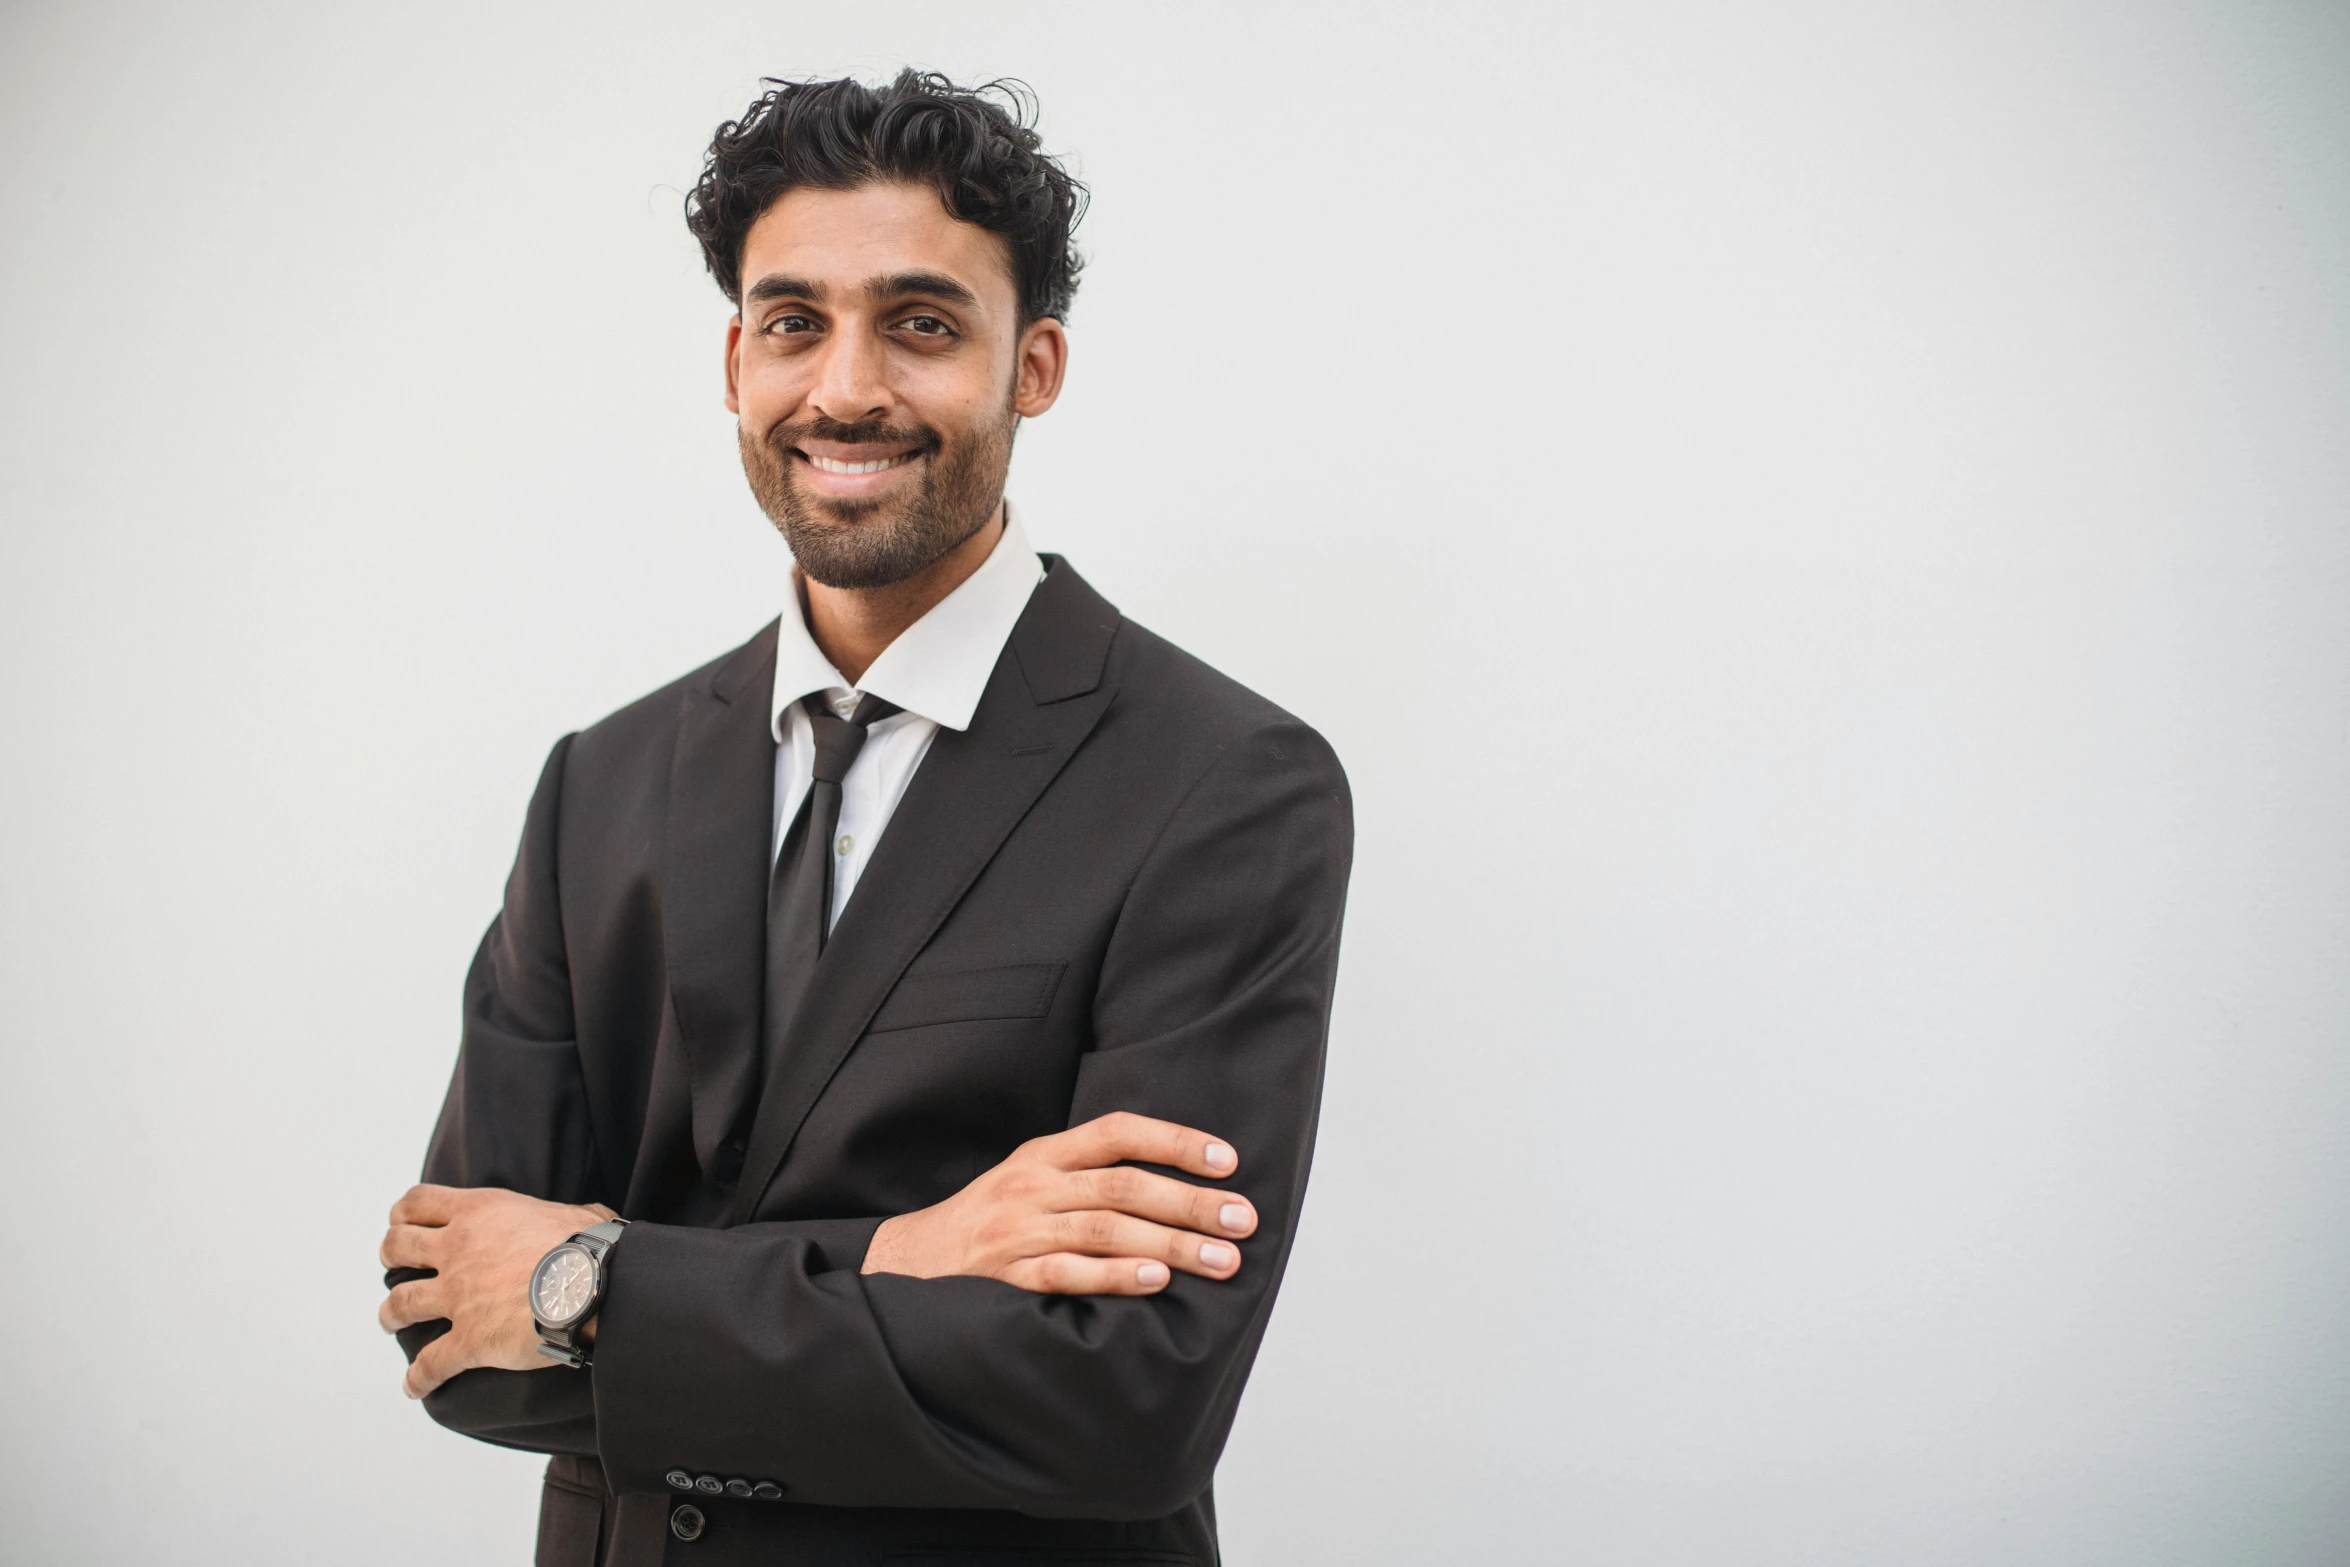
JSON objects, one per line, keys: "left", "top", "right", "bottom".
{"left": 787, "top": 440, "right": 929, "bottom": 499}
{"left": 803, "top": 450, "right": 921, "bottom": 475}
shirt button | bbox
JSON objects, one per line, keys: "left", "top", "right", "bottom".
{"left": 835, "top": 834, "right": 853, "bottom": 857}
{"left": 670, "top": 1503, "right": 706, "bottom": 1542}
{"left": 665, "top": 1469, "right": 694, "bottom": 1491}
{"left": 832, "top": 695, "right": 857, "bottom": 717}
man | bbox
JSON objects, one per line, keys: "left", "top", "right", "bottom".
{"left": 380, "top": 71, "right": 1351, "bottom": 1567}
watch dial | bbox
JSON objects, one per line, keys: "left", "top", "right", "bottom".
{"left": 533, "top": 1246, "right": 595, "bottom": 1325}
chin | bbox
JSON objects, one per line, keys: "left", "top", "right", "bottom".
{"left": 789, "top": 487, "right": 894, "bottom": 528}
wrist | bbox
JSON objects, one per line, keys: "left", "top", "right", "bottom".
{"left": 861, "top": 1214, "right": 910, "bottom": 1276}
{"left": 529, "top": 1217, "right": 627, "bottom": 1366}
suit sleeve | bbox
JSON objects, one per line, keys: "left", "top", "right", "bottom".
{"left": 390, "top": 734, "right": 914, "bottom": 1457}
{"left": 387, "top": 732, "right": 606, "bottom": 1455}
{"left": 588, "top": 716, "right": 1353, "bottom": 1518}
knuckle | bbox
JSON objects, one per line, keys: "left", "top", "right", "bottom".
{"left": 1102, "top": 1167, "right": 1143, "bottom": 1205}
{"left": 993, "top": 1176, "right": 1036, "bottom": 1212}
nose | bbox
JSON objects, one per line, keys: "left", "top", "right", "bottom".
{"left": 808, "top": 325, "right": 891, "bottom": 426}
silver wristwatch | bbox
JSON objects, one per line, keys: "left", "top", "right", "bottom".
{"left": 529, "top": 1218, "right": 628, "bottom": 1369}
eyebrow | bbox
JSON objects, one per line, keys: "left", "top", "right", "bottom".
{"left": 869, "top": 271, "right": 978, "bottom": 307}
{"left": 744, "top": 274, "right": 824, "bottom": 305}
{"left": 742, "top": 271, "right": 980, "bottom": 309}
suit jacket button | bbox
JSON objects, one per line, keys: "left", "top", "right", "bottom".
{"left": 665, "top": 1470, "right": 695, "bottom": 1491}
{"left": 723, "top": 1477, "right": 752, "bottom": 1498}
{"left": 752, "top": 1481, "right": 784, "bottom": 1501}
{"left": 693, "top": 1474, "right": 723, "bottom": 1494}
{"left": 670, "top": 1504, "right": 706, "bottom": 1542}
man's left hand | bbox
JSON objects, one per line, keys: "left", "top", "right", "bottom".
{"left": 378, "top": 1184, "right": 615, "bottom": 1400}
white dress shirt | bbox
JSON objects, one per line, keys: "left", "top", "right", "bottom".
{"left": 770, "top": 506, "right": 1045, "bottom": 930}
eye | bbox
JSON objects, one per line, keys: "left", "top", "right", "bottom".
{"left": 899, "top": 314, "right": 954, "bottom": 337}
{"left": 764, "top": 311, "right": 817, "bottom": 335}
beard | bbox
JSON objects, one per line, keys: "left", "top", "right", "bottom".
{"left": 739, "top": 398, "right": 1017, "bottom": 590}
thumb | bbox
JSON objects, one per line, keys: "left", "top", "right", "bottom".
{"left": 405, "top": 1333, "right": 462, "bottom": 1401}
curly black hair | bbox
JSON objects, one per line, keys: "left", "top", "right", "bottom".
{"left": 686, "top": 70, "right": 1087, "bottom": 325}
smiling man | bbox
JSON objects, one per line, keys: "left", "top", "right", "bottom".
{"left": 378, "top": 72, "right": 1352, "bottom": 1567}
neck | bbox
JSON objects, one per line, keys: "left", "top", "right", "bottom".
{"left": 801, "top": 504, "right": 1005, "bottom": 685}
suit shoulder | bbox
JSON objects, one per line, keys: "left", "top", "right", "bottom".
{"left": 1105, "top": 617, "right": 1347, "bottom": 787}
{"left": 564, "top": 620, "right": 778, "bottom": 774}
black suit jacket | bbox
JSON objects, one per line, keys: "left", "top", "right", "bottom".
{"left": 396, "top": 559, "right": 1353, "bottom": 1566}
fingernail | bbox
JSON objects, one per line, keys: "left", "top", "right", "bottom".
{"left": 1137, "top": 1261, "right": 1170, "bottom": 1288}
{"left": 1204, "top": 1142, "right": 1235, "bottom": 1171}
{"left": 1199, "top": 1242, "right": 1235, "bottom": 1271}
{"left": 1218, "top": 1203, "right": 1252, "bottom": 1232}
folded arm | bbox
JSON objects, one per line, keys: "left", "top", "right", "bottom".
{"left": 387, "top": 717, "right": 1352, "bottom": 1514}
{"left": 383, "top": 738, "right": 908, "bottom": 1450}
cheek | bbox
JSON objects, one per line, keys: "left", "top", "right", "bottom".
{"left": 920, "top": 384, "right": 1014, "bottom": 441}
{"left": 907, "top": 347, "right": 1017, "bottom": 412}
{"left": 738, "top": 358, "right": 813, "bottom": 418}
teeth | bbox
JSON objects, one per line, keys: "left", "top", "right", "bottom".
{"left": 808, "top": 452, "right": 915, "bottom": 475}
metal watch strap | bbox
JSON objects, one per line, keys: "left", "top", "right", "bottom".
{"left": 534, "top": 1218, "right": 629, "bottom": 1369}
{"left": 577, "top": 1218, "right": 628, "bottom": 1251}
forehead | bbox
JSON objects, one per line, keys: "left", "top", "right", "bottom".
{"left": 738, "top": 181, "right": 1016, "bottom": 306}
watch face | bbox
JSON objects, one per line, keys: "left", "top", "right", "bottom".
{"left": 532, "top": 1244, "right": 597, "bottom": 1328}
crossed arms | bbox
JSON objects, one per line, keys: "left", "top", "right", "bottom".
{"left": 380, "top": 717, "right": 1351, "bottom": 1518}
{"left": 380, "top": 1112, "right": 1262, "bottom": 1397}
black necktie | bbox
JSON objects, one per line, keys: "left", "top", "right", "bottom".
{"left": 761, "top": 691, "right": 901, "bottom": 1076}
{"left": 688, "top": 691, "right": 901, "bottom": 1222}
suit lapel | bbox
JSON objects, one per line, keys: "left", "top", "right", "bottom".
{"left": 725, "top": 560, "right": 1121, "bottom": 1223}
{"left": 660, "top": 622, "right": 780, "bottom": 1171}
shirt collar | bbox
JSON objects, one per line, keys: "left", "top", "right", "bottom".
{"left": 770, "top": 503, "right": 1046, "bottom": 741}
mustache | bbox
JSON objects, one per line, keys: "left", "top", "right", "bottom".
{"left": 768, "top": 414, "right": 941, "bottom": 455}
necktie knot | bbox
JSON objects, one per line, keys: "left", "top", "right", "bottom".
{"left": 804, "top": 692, "right": 901, "bottom": 785}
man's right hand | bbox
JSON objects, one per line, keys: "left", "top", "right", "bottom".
{"left": 861, "top": 1112, "right": 1257, "bottom": 1295}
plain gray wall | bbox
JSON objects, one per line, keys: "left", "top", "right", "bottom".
{"left": 2, "top": 2, "right": 2345, "bottom": 1562}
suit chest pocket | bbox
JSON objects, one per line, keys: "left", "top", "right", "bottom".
{"left": 866, "top": 961, "right": 1067, "bottom": 1035}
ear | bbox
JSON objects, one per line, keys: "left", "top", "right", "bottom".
{"left": 1012, "top": 316, "right": 1068, "bottom": 418}
{"left": 723, "top": 314, "right": 744, "bottom": 415}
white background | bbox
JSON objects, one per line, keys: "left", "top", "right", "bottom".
{"left": 3, "top": 2, "right": 2346, "bottom": 1562}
